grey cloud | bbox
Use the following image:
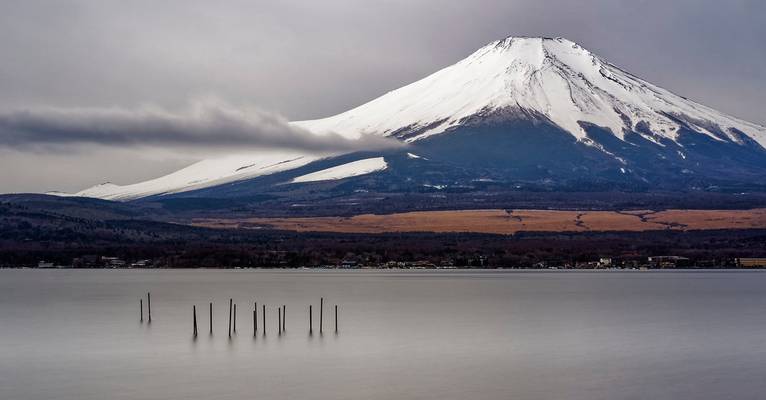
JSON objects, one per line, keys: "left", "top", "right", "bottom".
{"left": 1, "top": 1, "right": 764, "bottom": 124}
{"left": 0, "top": 101, "right": 404, "bottom": 153}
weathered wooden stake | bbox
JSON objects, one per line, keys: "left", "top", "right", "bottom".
{"left": 228, "top": 298, "right": 232, "bottom": 338}
{"left": 319, "top": 297, "right": 323, "bottom": 334}
{"left": 147, "top": 292, "right": 152, "bottom": 323}
{"left": 254, "top": 302, "right": 258, "bottom": 333}
{"left": 209, "top": 302, "right": 213, "bottom": 335}
{"left": 278, "top": 307, "right": 282, "bottom": 335}
{"left": 193, "top": 305, "right": 198, "bottom": 337}
{"left": 262, "top": 304, "right": 266, "bottom": 334}
{"left": 234, "top": 303, "right": 237, "bottom": 333}
{"left": 335, "top": 305, "right": 338, "bottom": 333}
{"left": 140, "top": 299, "right": 143, "bottom": 322}
{"left": 309, "top": 305, "right": 313, "bottom": 334}
{"left": 282, "top": 305, "right": 286, "bottom": 332}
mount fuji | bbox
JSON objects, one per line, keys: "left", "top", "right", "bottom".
{"left": 73, "top": 36, "right": 766, "bottom": 201}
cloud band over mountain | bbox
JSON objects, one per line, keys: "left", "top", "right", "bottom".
{"left": 0, "top": 100, "right": 404, "bottom": 153}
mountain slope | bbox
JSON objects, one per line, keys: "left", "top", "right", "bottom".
{"left": 294, "top": 37, "right": 765, "bottom": 147}
{"left": 76, "top": 151, "right": 323, "bottom": 201}
{"left": 69, "top": 36, "right": 766, "bottom": 201}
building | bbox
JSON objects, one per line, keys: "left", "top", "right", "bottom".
{"left": 598, "top": 258, "right": 613, "bottom": 268}
{"left": 101, "top": 257, "right": 126, "bottom": 268}
{"left": 409, "top": 261, "right": 437, "bottom": 269}
{"left": 648, "top": 256, "right": 691, "bottom": 268}
{"left": 339, "top": 260, "right": 359, "bottom": 269}
{"left": 736, "top": 258, "right": 766, "bottom": 268}
{"left": 130, "top": 259, "right": 152, "bottom": 268}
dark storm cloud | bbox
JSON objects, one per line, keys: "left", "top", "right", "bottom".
{"left": 0, "top": 101, "right": 403, "bottom": 153}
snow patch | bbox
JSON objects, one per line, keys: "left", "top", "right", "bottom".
{"left": 424, "top": 184, "right": 447, "bottom": 190}
{"left": 291, "top": 157, "right": 388, "bottom": 183}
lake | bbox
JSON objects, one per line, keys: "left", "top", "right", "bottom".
{"left": 1, "top": 269, "right": 765, "bottom": 400}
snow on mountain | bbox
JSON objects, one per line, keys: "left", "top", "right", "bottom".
{"left": 66, "top": 36, "right": 766, "bottom": 200}
{"left": 294, "top": 37, "right": 765, "bottom": 147}
{"left": 76, "top": 151, "right": 321, "bottom": 200}
{"left": 290, "top": 157, "right": 388, "bottom": 183}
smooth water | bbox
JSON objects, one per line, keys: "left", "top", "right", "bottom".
{"left": 1, "top": 269, "right": 766, "bottom": 400}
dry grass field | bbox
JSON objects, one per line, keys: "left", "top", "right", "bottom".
{"left": 192, "top": 208, "right": 766, "bottom": 235}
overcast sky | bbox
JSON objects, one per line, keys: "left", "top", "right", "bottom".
{"left": 1, "top": 0, "right": 764, "bottom": 193}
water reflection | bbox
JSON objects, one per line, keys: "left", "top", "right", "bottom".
{"left": 1, "top": 269, "right": 766, "bottom": 400}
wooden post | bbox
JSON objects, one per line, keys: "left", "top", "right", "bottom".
{"left": 193, "top": 305, "right": 198, "bottom": 337}
{"left": 234, "top": 303, "right": 237, "bottom": 333}
{"left": 209, "top": 302, "right": 213, "bottom": 335}
{"left": 228, "top": 298, "right": 232, "bottom": 338}
{"left": 335, "top": 305, "right": 338, "bottom": 333}
{"left": 309, "top": 305, "right": 313, "bottom": 334}
{"left": 253, "top": 302, "right": 257, "bottom": 335}
{"left": 147, "top": 292, "right": 152, "bottom": 323}
{"left": 320, "top": 297, "right": 323, "bottom": 334}
{"left": 282, "top": 305, "right": 286, "bottom": 332}
{"left": 140, "top": 299, "right": 143, "bottom": 322}
{"left": 262, "top": 304, "right": 266, "bottom": 335}
{"left": 278, "top": 307, "right": 282, "bottom": 335}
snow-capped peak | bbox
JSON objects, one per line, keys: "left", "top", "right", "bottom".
{"left": 61, "top": 36, "right": 766, "bottom": 201}
{"left": 294, "top": 36, "right": 765, "bottom": 147}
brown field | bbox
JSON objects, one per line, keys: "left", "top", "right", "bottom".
{"left": 191, "top": 208, "right": 766, "bottom": 235}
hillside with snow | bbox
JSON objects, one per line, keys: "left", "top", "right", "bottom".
{"left": 68, "top": 36, "right": 766, "bottom": 201}
{"left": 77, "top": 151, "right": 322, "bottom": 201}
{"left": 291, "top": 158, "right": 388, "bottom": 183}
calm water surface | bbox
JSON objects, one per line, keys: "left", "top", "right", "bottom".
{"left": 1, "top": 269, "right": 766, "bottom": 400}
